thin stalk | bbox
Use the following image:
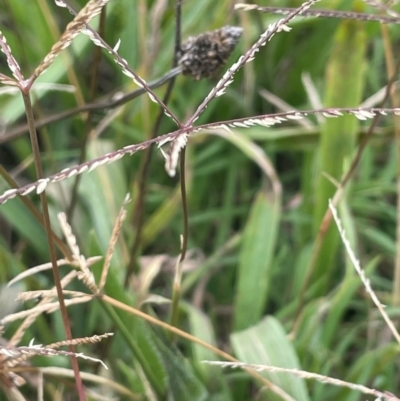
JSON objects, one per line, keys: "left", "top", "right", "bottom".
{"left": 125, "top": 0, "right": 183, "bottom": 285}
{"left": 179, "top": 150, "right": 189, "bottom": 263}
{"left": 2, "top": 67, "right": 182, "bottom": 144}
{"left": 101, "top": 294, "right": 296, "bottom": 401}
{"left": 238, "top": 5, "right": 400, "bottom": 24}
{"left": 37, "top": 0, "right": 85, "bottom": 107}
{"left": 169, "top": 148, "right": 188, "bottom": 335}
{"left": 21, "top": 92, "right": 86, "bottom": 401}
{"left": 67, "top": 7, "right": 107, "bottom": 221}
{"left": 381, "top": 23, "right": 400, "bottom": 306}
{"left": 98, "top": 300, "right": 164, "bottom": 398}
{"left": 124, "top": 73, "right": 180, "bottom": 283}
{"left": 175, "top": 0, "right": 183, "bottom": 54}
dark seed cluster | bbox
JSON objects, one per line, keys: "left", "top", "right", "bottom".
{"left": 178, "top": 26, "right": 243, "bottom": 80}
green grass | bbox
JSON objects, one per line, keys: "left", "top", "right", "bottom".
{"left": 1, "top": 0, "right": 400, "bottom": 400}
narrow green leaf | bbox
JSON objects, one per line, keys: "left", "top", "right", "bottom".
{"left": 0, "top": 180, "right": 48, "bottom": 256}
{"left": 100, "top": 271, "right": 168, "bottom": 398}
{"left": 234, "top": 191, "right": 280, "bottom": 330}
{"left": 79, "top": 140, "right": 128, "bottom": 261}
{"left": 184, "top": 303, "right": 225, "bottom": 386}
{"left": 313, "top": 15, "right": 367, "bottom": 290}
{"left": 231, "top": 316, "right": 310, "bottom": 401}
{"left": 334, "top": 344, "right": 398, "bottom": 401}
{"left": 151, "top": 329, "right": 209, "bottom": 401}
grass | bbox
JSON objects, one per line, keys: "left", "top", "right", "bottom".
{"left": 1, "top": 0, "right": 400, "bottom": 400}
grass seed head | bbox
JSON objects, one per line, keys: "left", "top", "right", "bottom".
{"left": 178, "top": 26, "right": 243, "bottom": 80}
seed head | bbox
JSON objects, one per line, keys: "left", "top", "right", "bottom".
{"left": 178, "top": 26, "right": 243, "bottom": 80}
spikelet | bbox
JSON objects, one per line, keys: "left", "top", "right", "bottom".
{"left": 178, "top": 26, "right": 243, "bottom": 80}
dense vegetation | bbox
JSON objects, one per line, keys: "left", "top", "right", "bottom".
{"left": 1, "top": 0, "right": 400, "bottom": 400}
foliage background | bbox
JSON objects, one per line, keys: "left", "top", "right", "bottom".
{"left": 1, "top": 0, "right": 400, "bottom": 400}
